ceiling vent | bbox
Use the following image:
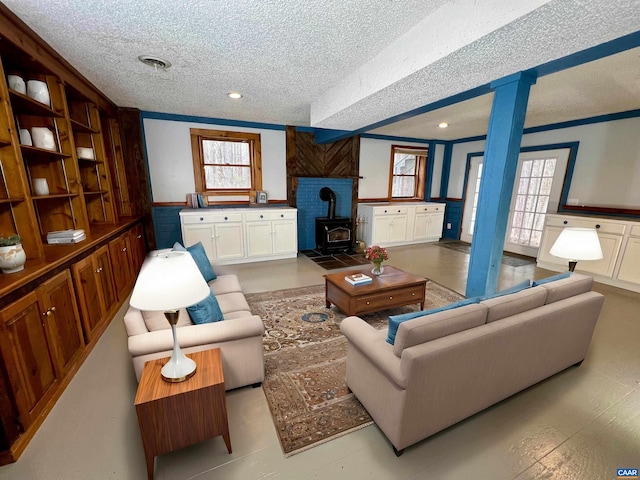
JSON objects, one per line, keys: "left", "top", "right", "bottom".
{"left": 138, "top": 55, "right": 171, "bottom": 70}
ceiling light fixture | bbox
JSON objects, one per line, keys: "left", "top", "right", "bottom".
{"left": 228, "top": 92, "right": 243, "bottom": 99}
{"left": 438, "top": 122, "right": 449, "bottom": 128}
{"left": 138, "top": 55, "right": 171, "bottom": 70}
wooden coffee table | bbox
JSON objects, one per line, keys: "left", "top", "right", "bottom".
{"left": 134, "top": 349, "right": 231, "bottom": 480}
{"left": 325, "top": 265, "right": 426, "bottom": 316}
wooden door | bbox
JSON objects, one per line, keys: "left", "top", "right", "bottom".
{"left": 38, "top": 271, "right": 84, "bottom": 377}
{"left": 0, "top": 293, "right": 58, "bottom": 428}
{"left": 72, "top": 255, "right": 104, "bottom": 341}
{"left": 95, "top": 245, "right": 118, "bottom": 314}
{"left": 109, "top": 233, "right": 133, "bottom": 299}
{"left": 129, "top": 223, "right": 146, "bottom": 275}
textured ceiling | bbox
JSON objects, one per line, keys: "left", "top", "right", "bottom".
{"left": 3, "top": 0, "right": 640, "bottom": 140}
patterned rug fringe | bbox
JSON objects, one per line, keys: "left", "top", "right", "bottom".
{"left": 282, "top": 421, "right": 375, "bottom": 458}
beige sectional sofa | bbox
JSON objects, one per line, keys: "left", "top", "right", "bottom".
{"left": 340, "top": 273, "right": 604, "bottom": 455}
{"left": 124, "top": 273, "right": 264, "bottom": 390}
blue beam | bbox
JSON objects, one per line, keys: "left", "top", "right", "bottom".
{"left": 314, "top": 128, "right": 356, "bottom": 144}
{"left": 439, "top": 142, "right": 453, "bottom": 199}
{"left": 466, "top": 71, "right": 537, "bottom": 298}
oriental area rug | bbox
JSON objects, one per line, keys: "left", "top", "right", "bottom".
{"left": 245, "top": 281, "right": 464, "bottom": 457}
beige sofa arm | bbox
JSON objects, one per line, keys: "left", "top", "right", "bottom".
{"left": 128, "top": 315, "right": 264, "bottom": 357}
{"left": 340, "top": 316, "right": 407, "bottom": 389}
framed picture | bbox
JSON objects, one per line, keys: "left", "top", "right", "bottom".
{"left": 256, "top": 191, "right": 268, "bottom": 203}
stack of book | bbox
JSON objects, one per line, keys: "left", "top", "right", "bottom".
{"left": 345, "top": 273, "right": 373, "bottom": 285}
{"left": 46, "top": 229, "right": 86, "bottom": 244}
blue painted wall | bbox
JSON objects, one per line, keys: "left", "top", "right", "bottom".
{"left": 296, "top": 178, "right": 353, "bottom": 250}
{"left": 443, "top": 200, "right": 463, "bottom": 239}
{"left": 152, "top": 206, "right": 184, "bottom": 249}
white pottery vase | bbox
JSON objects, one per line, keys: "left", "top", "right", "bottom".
{"left": 32, "top": 178, "right": 49, "bottom": 196}
{"left": 0, "top": 244, "right": 26, "bottom": 274}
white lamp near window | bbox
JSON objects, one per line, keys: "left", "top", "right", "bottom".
{"left": 130, "top": 251, "right": 210, "bottom": 382}
{"left": 549, "top": 227, "right": 603, "bottom": 272}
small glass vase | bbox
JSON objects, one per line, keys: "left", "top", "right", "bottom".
{"left": 371, "top": 262, "right": 384, "bottom": 276}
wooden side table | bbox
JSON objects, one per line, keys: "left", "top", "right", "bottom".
{"left": 134, "top": 349, "right": 231, "bottom": 480}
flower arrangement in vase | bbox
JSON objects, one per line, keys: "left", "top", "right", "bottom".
{"left": 0, "top": 234, "right": 26, "bottom": 274}
{"left": 365, "top": 245, "right": 388, "bottom": 275}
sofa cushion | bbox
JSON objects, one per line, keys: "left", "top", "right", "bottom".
{"left": 387, "top": 297, "right": 480, "bottom": 345}
{"left": 480, "top": 286, "right": 547, "bottom": 323}
{"left": 173, "top": 241, "right": 217, "bottom": 282}
{"left": 539, "top": 273, "right": 593, "bottom": 304}
{"left": 392, "top": 303, "right": 488, "bottom": 357}
{"left": 216, "top": 291, "right": 251, "bottom": 316}
{"left": 210, "top": 274, "right": 243, "bottom": 296}
{"left": 480, "top": 279, "right": 531, "bottom": 300}
{"left": 187, "top": 290, "right": 224, "bottom": 324}
{"left": 532, "top": 271, "right": 571, "bottom": 287}
{"left": 142, "top": 308, "right": 192, "bottom": 332}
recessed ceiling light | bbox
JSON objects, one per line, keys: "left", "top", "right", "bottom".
{"left": 137, "top": 55, "right": 171, "bottom": 70}
{"left": 228, "top": 92, "right": 243, "bottom": 99}
{"left": 438, "top": 122, "right": 449, "bottom": 128}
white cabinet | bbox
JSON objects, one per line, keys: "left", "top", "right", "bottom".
{"left": 413, "top": 204, "right": 445, "bottom": 242}
{"left": 245, "top": 210, "right": 297, "bottom": 258}
{"left": 617, "top": 226, "right": 640, "bottom": 284}
{"left": 358, "top": 202, "right": 446, "bottom": 248}
{"left": 537, "top": 213, "right": 640, "bottom": 292}
{"left": 180, "top": 208, "right": 297, "bottom": 265}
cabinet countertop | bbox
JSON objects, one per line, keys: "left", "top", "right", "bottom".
{"left": 180, "top": 206, "right": 297, "bottom": 215}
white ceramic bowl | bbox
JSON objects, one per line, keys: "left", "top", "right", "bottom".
{"left": 7, "top": 75, "right": 26, "bottom": 94}
{"left": 31, "top": 127, "right": 56, "bottom": 151}
{"left": 76, "top": 147, "right": 95, "bottom": 160}
{"left": 26, "top": 80, "right": 50, "bottom": 106}
{"left": 19, "top": 129, "right": 32, "bottom": 146}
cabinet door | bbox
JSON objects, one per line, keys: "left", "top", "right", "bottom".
{"left": 129, "top": 223, "right": 146, "bottom": 275}
{"left": 372, "top": 216, "right": 391, "bottom": 245}
{"left": 0, "top": 292, "right": 58, "bottom": 428}
{"left": 38, "top": 271, "right": 84, "bottom": 377}
{"left": 426, "top": 213, "right": 444, "bottom": 239}
{"left": 72, "top": 255, "right": 104, "bottom": 340}
{"left": 577, "top": 233, "right": 622, "bottom": 277}
{"left": 617, "top": 237, "right": 640, "bottom": 284}
{"left": 95, "top": 245, "right": 118, "bottom": 314}
{"left": 413, "top": 213, "right": 429, "bottom": 241}
{"left": 183, "top": 224, "right": 216, "bottom": 260}
{"left": 214, "top": 223, "right": 245, "bottom": 260}
{"left": 245, "top": 221, "right": 272, "bottom": 257}
{"left": 388, "top": 215, "right": 408, "bottom": 243}
{"left": 109, "top": 233, "right": 133, "bottom": 299}
{"left": 537, "top": 225, "right": 566, "bottom": 267}
{"left": 272, "top": 219, "right": 297, "bottom": 255}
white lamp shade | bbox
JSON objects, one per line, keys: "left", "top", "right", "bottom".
{"left": 549, "top": 227, "right": 603, "bottom": 261}
{"left": 130, "top": 251, "right": 210, "bottom": 311}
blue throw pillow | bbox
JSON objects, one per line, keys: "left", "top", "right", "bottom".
{"left": 186, "top": 291, "right": 224, "bottom": 324}
{"left": 532, "top": 271, "right": 571, "bottom": 287}
{"left": 386, "top": 296, "right": 480, "bottom": 345}
{"left": 172, "top": 241, "right": 187, "bottom": 251}
{"left": 181, "top": 241, "right": 216, "bottom": 282}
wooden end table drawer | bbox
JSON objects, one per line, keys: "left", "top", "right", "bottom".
{"left": 355, "top": 285, "right": 424, "bottom": 312}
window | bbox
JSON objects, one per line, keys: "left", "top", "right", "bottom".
{"left": 190, "top": 128, "right": 262, "bottom": 198}
{"left": 388, "top": 145, "right": 428, "bottom": 200}
{"left": 508, "top": 157, "right": 557, "bottom": 248}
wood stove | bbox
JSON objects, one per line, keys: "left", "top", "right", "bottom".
{"left": 315, "top": 187, "right": 352, "bottom": 254}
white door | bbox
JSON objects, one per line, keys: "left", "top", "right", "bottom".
{"left": 461, "top": 148, "right": 570, "bottom": 257}
{"left": 214, "top": 223, "right": 245, "bottom": 260}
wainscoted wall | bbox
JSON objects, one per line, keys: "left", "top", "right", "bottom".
{"left": 443, "top": 200, "right": 463, "bottom": 239}
{"left": 296, "top": 178, "right": 353, "bottom": 250}
{"left": 152, "top": 206, "right": 184, "bottom": 249}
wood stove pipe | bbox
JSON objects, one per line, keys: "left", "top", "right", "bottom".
{"left": 319, "top": 187, "right": 336, "bottom": 219}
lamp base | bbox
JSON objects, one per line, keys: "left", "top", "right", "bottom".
{"left": 162, "top": 310, "right": 197, "bottom": 383}
{"left": 568, "top": 261, "right": 577, "bottom": 272}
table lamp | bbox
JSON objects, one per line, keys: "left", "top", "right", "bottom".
{"left": 549, "top": 227, "right": 603, "bottom": 272}
{"left": 130, "top": 251, "right": 210, "bottom": 382}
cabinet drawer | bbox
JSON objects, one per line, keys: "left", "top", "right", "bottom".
{"left": 415, "top": 204, "right": 444, "bottom": 213}
{"left": 630, "top": 225, "right": 640, "bottom": 237}
{"left": 545, "top": 216, "right": 626, "bottom": 235}
{"left": 374, "top": 206, "right": 408, "bottom": 216}
{"left": 182, "top": 213, "right": 242, "bottom": 224}
{"left": 245, "top": 210, "right": 296, "bottom": 222}
{"left": 355, "top": 285, "right": 424, "bottom": 310}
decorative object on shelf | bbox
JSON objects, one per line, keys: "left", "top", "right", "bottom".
{"left": 7, "top": 74, "right": 26, "bottom": 94}
{"left": 19, "top": 128, "right": 32, "bottom": 146}
{"left": 31, "top": 127, "right": 56, "bottom": 151}
{"left": 256, "top": 190, "right": 268, "bottom": 203}
{"left": 345, "top": 273, "right": 372, "bottom": 285}
{"left": 365, "top": 244, "right": 388, "bottom": 275}
{"left": 130, "top": 251, "right": 210, "bottom": 382}
{"left": 76, "top": 147, "right": 95, "bottom": 160}
{"left": 0, "top": 235, "right": 26, "bottom": 274}
{"left": 26, "top": 79, "right": 50, "bottom": 106}
{"left": 550, "top": 227, "right": 603, "bottom": 272}
{"left": 32, "top": 178, "right": 49, "bottom": 196}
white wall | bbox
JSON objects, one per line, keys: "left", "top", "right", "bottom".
{"left": 143, "top": 118, "right": 287, "bottom": 203}
{"left": 448, "top": 116, "right": 640, "bottom": 209}
{"left": 358, "top": 137, "right": 432, "bottom": 199}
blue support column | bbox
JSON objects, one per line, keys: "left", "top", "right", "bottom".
{"left": 466, "top": 72, "right": 537, "bottom": 298}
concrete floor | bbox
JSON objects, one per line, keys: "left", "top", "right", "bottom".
{"left": 0, "top": 243, "right": 638, "bottom": 479}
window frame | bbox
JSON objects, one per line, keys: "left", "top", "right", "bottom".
{"left": 387, "top": 144, "right": 428, "bottom": 201}
{"left": 190, "top": 128, "right": 263, "bottom": 198}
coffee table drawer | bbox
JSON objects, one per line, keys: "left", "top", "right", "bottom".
{"left": 355, "top": 285, "right": 424, "bottom": 311}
